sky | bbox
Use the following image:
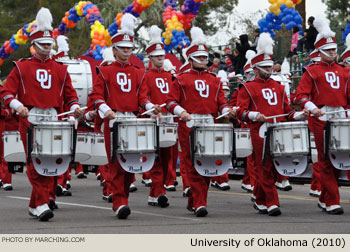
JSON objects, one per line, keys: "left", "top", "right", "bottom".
{"left": 206, "top": 0, "right": 327, "bottom": 46}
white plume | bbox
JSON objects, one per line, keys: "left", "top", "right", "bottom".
{"left": 190, "top": 27, "right": 206, "bottom": 45}
{"left": 35, "top": 7, "right": 53, "bottom": 31}
{"left": 182, "top": 47, "right": 188, "bottom": 60}
{"left": 314, "top": 16, "right": 335, "bottom": 40}
{"left": 57, "top": 35, "right": 69, "bottom": 53}
{"left": 163, "top": 59, "right": 176, "bottom": 72}
{"left": 101, "top": 47, "right": 115, "bottom": 64}
{"left": 120, "top": 13, "right": 135, "bottom": 36}
{"left": 217, "top": 70, "right": 228, "bottom": 83}
{"left": 346, "top": 33, "right": 350, "bottom": 48}
{"left": 281, "top": 58, "right": 290, "bottom": 75}
{"left": 256, "top": 33, "right": 274, "bottom": 55}
{"left": 245, "top": 50, "right": 256, "bottom": 63}
{"left": 149, "top": 25, "right": 162, "bottom": 44}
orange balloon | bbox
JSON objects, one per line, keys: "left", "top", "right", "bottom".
{"left": 0, "top": 58, "right": 4, "bottom": 66}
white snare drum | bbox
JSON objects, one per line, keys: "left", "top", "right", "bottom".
{"left": 117, "top": 119, "right": 157, "bottom": 153}
{"left": 32, "top": 122, "right": 73, "bottom": 157}
{"left": 2, "top": 131, "right": 26, "bottom": 162}
{"left": 235, "top": 128, "right": 253, "bottom": 158}
{"left": 159, "top": 123, "right": 178, "bottom": 148}
{"left": 186, "top": 114, "right": 214, "bottom": 128}
{"left": 329, "top": 119, "right": 350, "bottom": 152}
{"left": 81, "top": 133, "right": 108, "bottom": 165}
{"left": 75, "top": 132, "right": 92, "bottom": 162}
{"left": 194, "top": 124, "right": 233, "bottom": 157}
{"left": 270, "top": 121, "right": 309, "bottom": 157}
{"left": 310, "top": 133, "right": 318, "bottom": 163}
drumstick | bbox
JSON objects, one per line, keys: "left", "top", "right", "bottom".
{"left": 310, "top": 109, "right": 350, "bottom": 117}
{"left": 265, "top": 113, "right": 289, "bottom": 120}
{"left": 141, "top": 103, "right": 166, "bottom": 116}
{"left": 216, "top": 112, "right": 229, "bottom": 120}
{"left": 17, "top": 112, "right": 53, "bottom": 117}
{"left": 57, "top": 106, "right": 88, "bottom": 117}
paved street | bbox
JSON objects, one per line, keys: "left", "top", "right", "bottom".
{"left": 1, "top": 172, "right": 350, "bottom": 234}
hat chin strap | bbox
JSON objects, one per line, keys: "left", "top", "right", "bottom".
{"left": 246, "top": 72, "right": 255, "bottom": 81}
{"left": 190, "top": 55, "right": 208, "bottom": 66}
{"left": 319, "top": 48, "right": 337, "bottom": 59}
{"left": 34, "top": 42, "right": 52, "bottom": 54}
{"left": 115, "top": 46, "right": 132, "bottom": 57}
{"left": 256, "top": 65, "right": 272, "bottom": 75}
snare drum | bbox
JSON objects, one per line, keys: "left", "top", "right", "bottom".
{"left": 75, "top": 132, "right": 92, "bottom": 162}
{"left": 270, "top": 121, "right": 309, "bottom": 157}
{"left": 117, "top": 119, "right": 157, "bottom": 153}
{"left": 2, "top": 131, "right": 26, "bottom": 162}
{"left": 194, "top": 124, "right": 233, "bottom": 156}
{"left": 310, "top": 133, "right": 318, "bottom": 163}
{"left": 329, "top": 119, "right": 350, "bottom": 152}
{"left": 31, "top": 121, "right": 73, "bottom": 157}
{"left": 81, "top": 133, "right": 108, "bottom": 165}
{"left": 159, "top": 123, "right": 178, "bottom": 148}
{"left": 234, "top": 128, "right": 253, "bottom": 158}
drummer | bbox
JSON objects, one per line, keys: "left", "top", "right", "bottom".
{"left": 165, "top": 27, "right": 234, "bottom": 217}
{"left": 88, "top": 14, "right": 145, "bottom": 219}
{"left": 0, "top": 8, "right": 83, "bottom": 221}
{"left": 236, "top": 33, "right": 308, "bottom": 216}
{"left": 294, "top": 17, "right": 350, "bottom": 215}
{"left": 138, "top": 25, "right": 174, "bottom": 208}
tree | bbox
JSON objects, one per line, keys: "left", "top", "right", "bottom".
{"left": 321, "top": 0, "right": 350, "bottom": 29}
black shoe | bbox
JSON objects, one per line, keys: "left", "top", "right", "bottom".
{"left": 66, "top": 182, "right": 71, "bottom": 190}
{"left": 129, "top": 183, "right": 137, "bottom": 193}
{"left": 157, "top": 194, "right": 169, "bottom": 208}
{"left": 183, "top": 187, "right": 190, "bottom": 197}
{"left": 165, "top": 185, "right": 176, "bottom": 191}
{"left": 96, "top": 173, "right": 101, "bottom": 180}
{"left": 39, "top": 210, "right": 54, "bottom": 221}
{"left": 268, "top": 207, "right": 281, "bottom": 216}
{"left": 116, "top": 206, "right": 131, "bottom": 219}
{"left": 186, "top": 205, "right": 195, "bottom": 212}
{"left": 56, "top": 185, "right": 63, "bottom": 196}
{"left": 195, "top": 206, "right": 208, "bottom": 217}
{"left": 3, "top": 184, "right": 13, "bottom": 191}
{"left": 174, "top": 180, "right": 178, "bottom": 186}
{"left": 0, "top": 180, "right": 2, "bottom": 187}
{"left": 49, "top": 199, "right": 58, "bottom": 211}
{"left": 61, "top": 190, "right": 72, "bottom": 196}
{"left": 141, "top": 179, "right": 152, "bottom": 187}
{"left": 77, "top": 172, "right": 87, "bottom": 179}
{"left": 283, "top": 185, "right": 292, "bottom": 191}
{"left": 327, "top": 207, "right": 344, "bottom": 215}
{"left": 100, "top": 180, "right": 105, "bottom": 187}
{"left": 107, "top": 194, "right": 113, "bottom": 203}
{"left": 253, "top": 203, "right": 268, "bottom": 214}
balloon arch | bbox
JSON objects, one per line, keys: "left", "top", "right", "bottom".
{"left": 0, "top": 0, "right": 207, "bottom": 65}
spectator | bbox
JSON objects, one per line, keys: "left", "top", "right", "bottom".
{"left": 235, "top": 34, "right": 250, "bottom": 74}
{"left": 250, "top": 28, "right": 260, "bottom": 52}
{"left": 209, "top": 58, "right": 220, "bottom": 73}
{"left": 288, "top": 26, "right": 300, "bottom": 57}
{"left": 296, "top": 30, "right": 305, "bottom": 53}
{"left": 304, "top": 16, "right": 318, "bottom": 52}
{"left": 223, "top": 47, "right": 236, "bottom": 72}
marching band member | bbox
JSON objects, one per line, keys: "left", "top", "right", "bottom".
{"left": 236, "top": 33, "right": 308, "bottom": 216}
{"left": 295, "top": 17, "right": 350, "bottom": 214}
{"left": 138, "top": 25, "right": 173, "bottom": 207}
{"left": 89, "top": 14, "right": 145, "bottom": 219}
{"left": 0, "top": 8, "right": 82, "bottom": 221}
{"left": 166, "top": 27, "right": 234, "bottom": 217}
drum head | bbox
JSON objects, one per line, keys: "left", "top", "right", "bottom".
{"left": 273, "top": 156, "right": 308, "bottom": 177}
{"left": 32, "top": 155, "right": 70, "bottom": 176}
{"left": 194, "top": 156, "right": 231, "bottom": 177}
{"left": 117, "top": 153, "right": 155, "bottom": 173}
{"left": 329, "top": 152, "right": 350, "bottom": 170}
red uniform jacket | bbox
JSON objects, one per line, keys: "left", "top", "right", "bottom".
{"left": 166, "top": 69, "right": 228, "bottom": 115}
{"left": 295, "top": 61, "right": 350, "bottom": 108}
{"left": 138, "top": 68, "right": 173, "bottom": 113}
{"left": 0, "top": 56, "right": 79, "bottom": 111}
{"left": 236, "top": 77, "right": 295, "bottom": 130}
{"left": 89, "top": 61, "right": 145, "bottom": 112}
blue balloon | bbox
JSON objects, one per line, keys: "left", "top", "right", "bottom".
{"left": 258, "top": 18, "right": 268, "bottom": 28}
{"left": 267, "top": 22, "right": 274, "bottom": 30}
{"left": 280, "top": 4, "right": 287, "bottom": 11}
{"left": 269, "top": 30, "right": 276, "bottom": 38}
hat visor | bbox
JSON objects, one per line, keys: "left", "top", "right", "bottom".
{"left": 311, "top": 57, "right": 321, "bottom": 62}
{"left": 148, "top": 50, "right": 165, "bottom": 56}
{"left": 191, "top": 51, "right": 209, "bottom": 57}
{"left": 114, "top": 41, "right": 134, "bottom": 48}
{"left": 255, "top": 60, "right": 274, "bottom": 67}
{"left": 319, "top": 43, "right": 337, "bottom": 50}
{"left": 223, "top": 87, "right": 230, "bottom": 91}
{"left": 33, "top": 38, "right": 54, "bottom": 45}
